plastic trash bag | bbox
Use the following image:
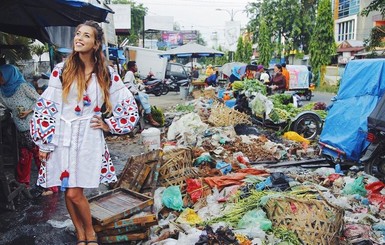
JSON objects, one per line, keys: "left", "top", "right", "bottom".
{"left": 237, "top": 209, "right": 272, "bottom": 231}
{"left": 216, "top": 161, "right": 232, "bottom": 175}
{"left": 186, "top": 178, "right": 202, "bottom": 203}
{"left": 176, "top": 208, "right": 202, "bottom": 225}
{"left": 283, "top": 131, "right": 310, "bottom": 144}
{"left": 162, "top": 186, "right": 184, "bottom": 211}
{"left": 343, "top": 176, "right": 367, "bottom": 196}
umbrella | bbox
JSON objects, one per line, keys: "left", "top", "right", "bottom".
{"left": 159, "top": 43, "right": 224, "bottom": 58}
{"left": 219, "top": 62, "right": 247, "bottom": 77}
{"left": 0, "top": 0, "right": 113, "bottom": 43}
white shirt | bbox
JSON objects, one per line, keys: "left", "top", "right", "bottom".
{"left": 123, "top": 70, "right": 139, "bottom": 95}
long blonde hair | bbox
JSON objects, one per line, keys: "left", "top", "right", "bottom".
{"left": 62, "top": 20, "right": 112, "bottom": 114}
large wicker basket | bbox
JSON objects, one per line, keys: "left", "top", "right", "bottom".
{"left": 208, "top": 102, "right": 251, "bottom": 127}
{"left": 159, "top": 147, "right": 200, "bottom": 189}
{"left": 264, "top": 195, "right": 344, "bottom": 245}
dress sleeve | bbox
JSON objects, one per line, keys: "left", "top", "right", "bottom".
{"left": 104, "top": 71, "right": 139, "bottom": 135}
{"left": 30, "top": 64, "right": 63, "bottom": 152}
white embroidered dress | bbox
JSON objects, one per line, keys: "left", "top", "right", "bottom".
{"left": 30, "top": 63, "right": 139, "bottom": 188}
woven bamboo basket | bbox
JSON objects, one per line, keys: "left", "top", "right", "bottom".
{"left": 203, "top": 89, "right": 216, "bottom": 99}
{"left": 159, "top": 148, "right": 200, "bottom": 189}
{"left": 264, "top": 195, "right": 344, "bottom": 245}
{"left": 208, "top": 102, "right": 251, "bottom": 127}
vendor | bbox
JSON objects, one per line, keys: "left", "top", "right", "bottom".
{"left": 266, "top": 64, "right": 286, "bottom": 95}
{"left": 205, "top": 70, "right": 219, "bottom": 87}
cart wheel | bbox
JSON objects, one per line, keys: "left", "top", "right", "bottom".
{"left": 305, "top": 90, "right": 312, "bottom": 101}
{"left": 291, "top": 113, "right": 321, "bottom": 140}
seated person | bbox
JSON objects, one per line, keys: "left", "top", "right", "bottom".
{"left": 205, "top": 70, "right": 219, "bottom": 86}
{"left": 192, "top": 66, "right": 200, "bottom": 80}
{"left": 265, "top": 64, "right": 286, "bottom": 95}
{"left": 123, "top": 61, "right": 160, "bottom": 127}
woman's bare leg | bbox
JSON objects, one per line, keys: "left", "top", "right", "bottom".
{"left": 65, "top": 188, "right": 96, "bottom": 242}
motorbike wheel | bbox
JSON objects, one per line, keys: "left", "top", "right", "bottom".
{"left": 304, "top": 90, "right": 312, "bottom": 101}
{"left": 291, "top": 113, "right": 321, "bottom": 140}
{"left": 153, "top": 89, "right": 162, "bottom": 97}
{"left": 364, "top": 154, "right": 385, "bottom": 182}
{"left": 161, "top": 85, "right": 169, "bottom": 95}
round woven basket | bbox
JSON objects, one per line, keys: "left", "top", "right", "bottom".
{"left": 264, "top": 195, "right": 344, "bottom": 245}
{"left": 208, "top": 102, "right": 251, "bottom": 127}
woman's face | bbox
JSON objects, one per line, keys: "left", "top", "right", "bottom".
{"left": 274, "top": 66, "right": 279, "bottom": 73}
{"left": 73, "top": 25, "right": 97, "bottom": 54}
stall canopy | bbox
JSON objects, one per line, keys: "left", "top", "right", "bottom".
{"left": 159, "top": 43, "right": 224, "bottom": 58}
{"left": 0, "top": 0, "right": 113, "bottom": 43}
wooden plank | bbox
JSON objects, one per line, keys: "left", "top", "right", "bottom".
{"left": 131, "top": 165, "right": 151, "bottom": 192}
{"left": 97, "top": 221, "right": 158, "bottom": 236}
{"left": 94, "top": 214, "right": 157, "bottom": 232}
{"left": 263, "top": 158, "right": 327, "bottom": 168}
{"left": 89, "top": 203, "right": 116, "bottom": 221}
{"left": 99, "top": 230, "right": 148, "bottom": 243}
{"left": 114, "top": 150, "right": 162, "bottom": 192}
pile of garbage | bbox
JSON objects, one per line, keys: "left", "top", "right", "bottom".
{"left": 102, "top": 96, "right": 385, "bottom": 245}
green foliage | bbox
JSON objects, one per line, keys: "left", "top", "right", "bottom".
{"left": 235, "top": 36, "right": 244, "bottom": 62}
{"left": 150, "top": 106, "right": 165, "bottom": 126}
{"left": 257, "top": 18, "right": 272, "bottom": 67}
{"left": 30, "top": 44, "right": 48, "bottom": 62}
{"left": 0, "top": 32, "right": 33, "bottom": 63}
{"left": 243, "top": 38, "right": 253, "bottom": 63}
{"left": 246, "top": 0, "right": 316, "bottom": 57}
{"left": 361, "top": 0, "right": 385, "bottom": 17}
{"left": 309, "top": 0, "right": 336, "bottom": 77}
{"left": 364, "top": 26, "right": 385, "bottom": 51}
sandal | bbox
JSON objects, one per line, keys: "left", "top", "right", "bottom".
{"left": 87, "top": 241, "right": 99, "bottom": 244}
{"left": 76, "top": 241, "right": 87, "bottom": 245}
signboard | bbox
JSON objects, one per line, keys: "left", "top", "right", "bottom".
{"left": 109, "top": 4, "right": 131, "bottom": 30}
{"left": 224, "top": 21, "right": 241, "bottom": 51}
{"left": 287, "top": 65, "right": 309, "bottom": 90}
{"left": 145, "top": 16, "right": 173, "bottom": 31}
{"left": 159, "top": 31, "right": 198, "bottom": 48}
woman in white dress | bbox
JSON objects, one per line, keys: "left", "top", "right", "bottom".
{"left": 30, "top": 21, "right": 139, "bottom": 244}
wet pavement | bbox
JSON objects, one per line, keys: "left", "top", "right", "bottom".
{"left": 0, "top": 137, "right": 144, "bottom": 245}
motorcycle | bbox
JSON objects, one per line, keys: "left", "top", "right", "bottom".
{"left": 164, "top": 75, "right": 190, "bottom": 93}
{"left": 141, "top": 73, "right": 169, "bottom": 96}
{"left": 234, "top": 92, "right": 322, "bottom": 140}
{"left": 359, "top": 94, "right": 385, "bottom": 181}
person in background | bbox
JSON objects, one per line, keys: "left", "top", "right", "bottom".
{"left": 30, "top": 20, "right": 139, "bottom": 245}
{"left": 258, "top": 65, "right": 270, "bottom": 83}
{"left": 123, "top": 61, "right": 160, "bottom": 127}
{"left": 229, "top": 66, "right": 242, "bottom": 84}
{"left": 266, "top": 64, "right": 286, "bottom": 95}
{"left": 308, "top": 66, "right": 313, "bottom": 85}
{"left": 0, "top": 58, "right": 57, "bottom": 196}
{"left": 205, "top": 70, "right": 219, "bottom": 87}
{"left": 192, "top": 65, "right": 199, "bottom": 80}
{"left": 281, "top": 62, "right": 290, "bottom": 90}
{"left": 205, "top": 64, "right": 214, "bottom": 77}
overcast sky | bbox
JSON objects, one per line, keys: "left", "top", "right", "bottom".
{"left": 134, "top": 0, "right": 252, "bottom": 48}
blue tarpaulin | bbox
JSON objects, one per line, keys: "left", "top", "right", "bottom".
{"left": 320, "top": 59, "right": 385, "bottom": 161}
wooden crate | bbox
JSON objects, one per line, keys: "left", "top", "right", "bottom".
{"left": 94, "top": 213, "right": 157, "bottom": 233}
{"left": 114, "top": 150, "right": 163, "bottom": 195}
{"left": 89, "top": 188, "right": 153, "bottom": 226}
{"left": 99, "top": 230, "right": 149, "bottom": 244}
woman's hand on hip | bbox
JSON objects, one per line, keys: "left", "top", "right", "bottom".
{"left": 91, "top": 115, "right": 110, "bottom": 132}
{"left": 19, "top": 110, "right": 33, "bottom": 119}
{"left": 39, "top": 150, "right": 50, "bottom": 162}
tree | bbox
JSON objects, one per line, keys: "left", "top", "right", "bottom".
{"left": 0, "top": 32, "right": 32, "bottom": 64}
{"left": 243, "top": 37, "right": 253, "bottom": 63}
{"left": 361, "top": 0, "right": 385, "bottom": 52}
{"left": 257, "top": 18, "right": 272, "bottom": 67}
{"left": 361, "top": 0, "right": 385, "bottom": 17}
{"left": 309, "top": 0, "right": 335, "bottom": 85}
{"left": 235, "top": 36, "right": 244, "bottom": 62}
{"left": 31, "top": 44, "right": 48, "bottom": 63}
